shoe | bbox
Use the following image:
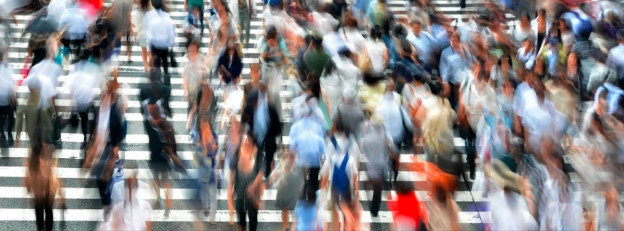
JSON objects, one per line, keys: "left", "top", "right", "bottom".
{"left": 371, "top": 212, "right": 379, "bottom": 217}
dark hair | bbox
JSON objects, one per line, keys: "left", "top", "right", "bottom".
{"left": 395, "top": 181, "right": 415, "bottom": 194}
{"left": 337, "top": 48, "right": 353, "bottom": 59}
{"left": 311, "top": 35, "right": 323, "bottom": 48}
{"left": 345, "top": 15, "right": 358, "bottom": 28}
{"left": 520, "top": 12, "right": 531, "bottom": 22}
{"left": 139, "top": 0, "right": 149, "bottom": 10}
{"left": 370, "top": 26, "right": 382, "bottom": 40}
{"left": 304, "top": 34, "right": 313, "bottom": 47}
{"left": 266, "top": 26, "right": 278, "bottom": 40}
{"left": 428, "top": 79, "right": 442, "bottom": 96}
{"left": 188, "top": 39, "right": 201, "bottom": 50}
{"left": 323, "top": 60, "right": 336, "bottom": 75}
{"left": 151, "top": 0, "right": 163, "bottom": 10}
{"left": 618, "top": 29, "right": 624, "bottom": 41}
{"left": 538, "top": 9, "right": 546, "bottom": 16}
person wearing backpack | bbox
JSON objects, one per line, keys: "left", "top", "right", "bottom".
{"left": 321, "top": 121, "right": 360, "bottom": 231}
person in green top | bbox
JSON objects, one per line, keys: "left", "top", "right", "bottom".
{"left": 303, "top": 36, "right": 330, "bottom": 79}
{"left": 185, "top": 0, "right": 205, "bottom": 35}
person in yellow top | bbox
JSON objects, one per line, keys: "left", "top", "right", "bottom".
{"left": 358, "top": 78, "right": 401, "bottom": 114}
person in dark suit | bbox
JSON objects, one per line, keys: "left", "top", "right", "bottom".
{"left": 242, "top": 89, "right": 282, "bottom": 178}
{"left": 139, "top": 69, "right": 172, "bottom": 117}
{"left": 217, "top": 43, "right": 243, "bottom": 86}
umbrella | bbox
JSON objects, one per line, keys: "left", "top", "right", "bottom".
{"left": 25, "top": 15, "right": 57, "bottom": 35}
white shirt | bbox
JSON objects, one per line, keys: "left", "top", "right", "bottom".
{"left": 322, "top": 32, "right": 348, "bottom": 57}
{"left": 365, "top": 40, "right": 387, "bottom": 75}
{"left": 63, "top": 61, "right": 105, "bottom": 111}
{"left": 339, "top": 27, "right": 365, "bottom": 54}
{"left": 489, "top": 190, "right": 538, "bottom": 231}
{"left": 47, "top": 0, "right": 67, "bottom": 28}
{"left": 60, "top": 6, "right": 87, "bottom": 39}
{"left": 143, "top": 9, "right": 176, "bottom": 49}
{"left": 312, "top": 12, "right": 339, "bottom": 35}
{"left": 332, "top": 55, "right": 360, "bottom": 89}
{"left": 516, "top": 47, "right": 536, "bottom": 70}
{"left": 111, "top": 180, "right": 152, "bottom": 206}
{"left": 606, "top": 44, "right": 624, "bottom": 80}
{"left": 110, "top": 199, "right": 152, "bottom": 231}
{"left": 23, "top": 60, "right": 61, "bottom": 108}
{"left": 374, "top": 93, "right": 413, "bottom": 142}
{"left": 0, "top": 64, "right": 14, "bottom": 106}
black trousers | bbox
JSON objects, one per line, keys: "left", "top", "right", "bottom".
{"left": 236, "top": 198, "right": 258, "bottom": 231}
{"left": 305, "top": 167, "right": 320, "bottom": 197}
{"left": 60, "top": 37, "right": 86, "bottom": 58}
{"left": 0, "top": 105, "right": 14, "bottom": 140}
{"left": 463, "top": 130, "right": 476, "bottom": 176}
{"left": 370, "top": 178, "right": 383, "bottom": 216}
{"left": 34, "top": 197, "right": 53, "bottom": 231}
{"left": 151, "top": 46, "right": 171, "bottom": 86}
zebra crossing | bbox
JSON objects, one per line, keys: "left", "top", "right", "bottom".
{"left": 0, "top": 0, "right": 527, "bottom": 230}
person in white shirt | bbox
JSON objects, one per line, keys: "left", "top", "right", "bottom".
{"left": 23, "top": 37, "right": 61, "bottom": 110}
{"left": 143, "top": 0, "right": 176, "bottom": 85}
{"left": 312, "top": 4, "right": 339, "bottom": 35}
{"left": 59, "top": 4, "right": 88, "bottom": 61}
{"left": 109, "top": 171, "right": 153, "bottom": 231}
{"left": 332, "top": 49, "right": 361, "bottom": 89}
{"left": 0, "top": 52, "right": 14, "bottom": 145}
{"left": 517, "top": 38, "right": 537, "bottom": 70}
{"left": 406, "top": 20, "right": 438, "bottom": 65}
{"left": 339, "top": 16, "right": 365, "bottom": 55}
{"left": 364, "top": 27, "right": 389, "bottom": 77}
{"left": 606, "top": 30, "right": 624, "bottom": 80}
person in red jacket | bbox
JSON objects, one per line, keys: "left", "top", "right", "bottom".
{"left": 387, "top": 180, "right": 427, "bottom": 231}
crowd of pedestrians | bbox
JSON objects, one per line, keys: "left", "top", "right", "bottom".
{"left": 1, "top": 0, "right": 624, "bottom": 230}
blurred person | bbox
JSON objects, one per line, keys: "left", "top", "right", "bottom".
{"left": 143, "top": 0, "right": 176, "bottom": 85}
{"left": 23, "top": 33, "right": 50, "bottom": 70}
{"left": 15, "top": 78, "right": 54, "bottom": 146}
{"left": 499, "top": 78, "right": 517, "bottom": 131}
{"left": 538, "top": 37, "right": 567, "bottom": 76}
{"left": 183, "top": 7, "right": 202, "bottom": 51}
{"left": 268, "top": 148, "right": 304, "bottom": 231}
{"left": 259, "top": 27, "right": 288, "bottom": 115}
{"left": 388, "top": 179, "right": 427, "bottom": 231}
{"left": 184, "top": 0, "right": 205, "bottom": 36}
{"left": 532, "top": 9, "right": 550, "bottom": 51}
{"left": 517, "top": 38, "right": 537, "bottom": 70}
{"left": 606, "top": 29, "right": 624, "bottom": 81}
{"left": 490, "top": 54, "right": 516, "bottom": 90}
{"left": 187, "top": 81, "right": 217, "bottom": 135}
{"left": 358, "top": 76, "right": 400, "bottom": 115}
{"left": 217, "top": 43, "right": 243, "bottom": 89}
{"left": 194, "top": 116, "right": 218, "bottom": 224}
{"left": 406, "top": 20, "right": 438, "bottom": 66}
{"left": 419, "top": 80, "right": 456, "bottom": 172}
{"left": 110, "top": 171, "right": 151, "bottom": 206}
{"left": 558, "top": 18, "right": 574, "bottom": 49}
{"left": 311, "top": 4, "right": 339, "bottom": 35}
{"left": 289, "top": 97, "right": 326, "bottom": 202}
{"left": 332, "top": 49, "right": 361, "bottom": 89}
{"left": 419, "top": 161, "right": 461, "bottom": 231}
{"left": 363, "top": 26, "right": 389, "bottom": 77}
{"left": 63, "top": 52, "right": 105, "bottom": 148}
{"left": 366, "top": 0, "right": 389, "bottom": 29}
{"left": 394, "top": 38, "right": 430, "bottom": 88}
{"left": 0, "top": 52, "right": 15, "bottom": 146}
{"left": 291, "top": 80, "right": 327, "bottom": 130}
{"left": 521, "top": 80, "right": 558, "bottom": 155}
{"left": 359, "top": 114, "right": 394, "bottom": 217}
{"left": 59, "top": 2, "right": 88, "bottom": 62}
{"left": 23, "top": 142, "right": 66, "bottom": 231}
{"left": 242, "top": 89, "right": 282, "bottom": 178}
{"left": 134, "top": 0, "right": 152, "bottom": 72}
{"left": 85, "top": 76, "right": 127, "bottom": 219}
{"left": 439, "top": 32, "right": 474, "bottom": 108}
{"left": 140, "top": 69, "right": 171, "bottom": 120}
{"left": 146, "top": 103, "right": 186, "bottom": 213}
{"left": 242, "top": 63, "right": 268, "bottom": 109}
{"left": 320, "top": 60, "right": 348, "bottom": 117}
{"left": 321, "top": 120, "right": 361, "bottom": 231}
{"left": 339, "top": 15, "right": 366, "bottom": 55}
{"left": 109, "top": 171, "right": 153, "bottom": 231}
{"left": 545, "top": 67, "right": 577, "bottom": 140}
{"left": 457, "top": 62, "right": 496, "bottom": 178}
{"left": 227, "top": 130, "right": 265, "bottom": 231}
{"left": 182, "top": 40, "right": 208, "bottom": 111}
{"left": 303, "top": 35, "right": 330, "bottom": 79}
{"left": 322, "top": 24, "right": 349, "bottom": 58}
{"left": 237, "top": 0, "right": 254, "bottom": 46}
{"left": 110, "top": 0, "right": 133, "bottom": 62}
{"left": 23, "top": 37, "right": 62, "bottom": 110}
{"left": 511, "top": 13, "right": 535, "bottom": 48}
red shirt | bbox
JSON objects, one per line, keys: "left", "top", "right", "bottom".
{"left": 388, "top": 192, "right": 426, "bottom": 226}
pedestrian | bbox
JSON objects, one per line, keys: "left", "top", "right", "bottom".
{"left": 333, "top": 88, "right": 365, "bottom": 139}
{"left": 243, "top": 63, "right": 269, "bottom": 108}
{"left": 59, "top": 2, "right": 88, "bottom": 62}
{"left": 183, "top": 7, "right": 202, "bottom": 51}
{"left": 15, "top": 78, "right": 54, "bottom": 146}
{"left": 0, "top": 52, "right": 15, "bottom": 146}
{"left": 110, "top": 0, "right": 134, "bottom": 63}
{"left": 292, "top": 190, "right": 321, "bottom": 231}
{"left": 182, "top": 40, "right": 208, "bottom": 111}
{"left": 109, "top": 171, "right": 153, "bottom": 231}
{"left": 359, "top": 114, "right": 394, "bottom": 217}
{"left": 184, "top": 0, "right": 205, "bottom": 35}
{"left": 23, "top": 142, "right": 66, "bottom": 231}
{"left": 237, "top": 0, "right": 254, "bottom": 46}
{"left": 194, "top": 117, "right": 218, "bottom": 225}
{"left": 259, "top": 26, "right": 289, "bottom": 115}
{"left": 227, "top": 130, "right": 265, "bottom": 231}
{"left": 321, "top": 120, "right": 360, "bottom": 231}
{"left": 134, "top": 0, "right": 153, "bottom": 72}
{"left": 268, "top": 148, "right": 304, "bottom": 231}
{"left": 242, "top": 89, "right": 282, "bottom": 178}
{"left": 143, "top": 0, "right": 176, "bottom": 85}
{"left": 217, "top": 43, "right": 243, "bottom": 89}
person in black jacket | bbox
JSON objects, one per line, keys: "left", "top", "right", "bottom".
{"left": 217, "top": 43, "right": 243, "bottom": 86}
{"left": 140, "top": 69, "right": 172, "bottom": 117}
{"left": 242, "top": 89, "right": 282, "bottom": 178}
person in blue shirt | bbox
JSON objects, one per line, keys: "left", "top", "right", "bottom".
{"left": 195, "top": 122, "right": 218, "bottom": 224}
{"left": 290, "top": 105, "right": 326, "bottom": 196}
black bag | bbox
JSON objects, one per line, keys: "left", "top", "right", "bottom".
{"left": 53, "top": 115, "right": 62, "bottom": 142}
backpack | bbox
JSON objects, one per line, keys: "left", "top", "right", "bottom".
{"left": 330, "top": 136, "right": 351, "bottom": 201}
{"left": 569, "top": 11, "right": 593, "bottom": 39}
